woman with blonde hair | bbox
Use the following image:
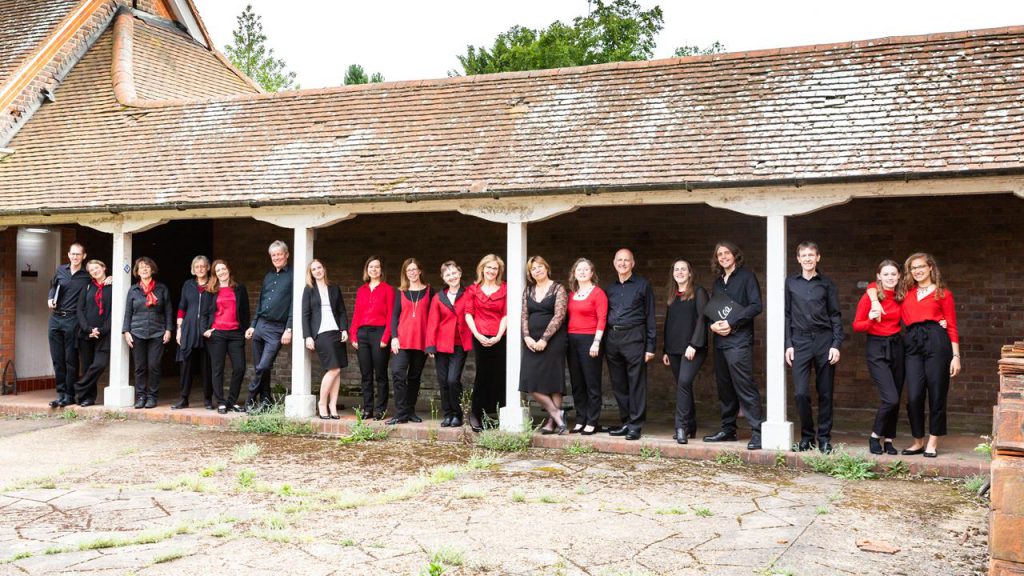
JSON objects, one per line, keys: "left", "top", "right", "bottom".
{"left": 566, "top": 258, "right": 606, "bottom": 435}
{"left": 173, "top": 255, "right": 213, "bottom": 410}
{"left": 464, "top": 254, "right": 508, "bottom": 431}
{"left": 388, "top": 258, "right": 431, "bottom": 424}
{"left": 203, "top": 259, "right": 250, "bottom": 414}
{"left": 520, "top": 255, "right": 569, "bottom": 434}
{"left": 302, "top": 259, "right": 348, "bottom": 419}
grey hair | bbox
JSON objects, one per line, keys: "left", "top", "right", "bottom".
{"left": 190, "top": 255, "right": 210, "bottom": 274}
{"left": 268, "top": 240, "right": 289, "bottom": 255}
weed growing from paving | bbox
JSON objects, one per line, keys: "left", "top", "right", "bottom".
{"left": 566, "top": 440, "right": 595, "bottom": 455}
{"left": 338, "top": 409, "right": 390, "bottom": 444}
{"left": 151, "top": 550, "right": 186, "bottom": 564}
{"left": 232, "top": 404, "right": 315, "bottom": 435}
{"left": 694, "top": 506, "right": 713, "bottom": 517}
{"left": 638, "top": 445, "right": 661, "bottom": 459}
{"left": 803, "top": 446, "right": 878, "bottom": 480}
{"left": 882, "top": 460, "right": 912, "bottom": 479}
{"left": 232, "top": 442, "right": 262, "bottom": 462}
{"left": 715, "top": 451, "right": 743, "bottom": 466}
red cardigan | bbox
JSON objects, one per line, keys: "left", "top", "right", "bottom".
{"left": 349, "top": 282, "right": 396, "bottom": 344}
{"left": 901, "top": 287, "right": 959, "bottom": 343}
{"left": 464, "top": 282, "right": 507, "bottom": 336}
{"left": 426, "top": 288, "right": 474, "bottom": 354}
{"left": 852, "top": 289, "right": 901, "bottom": 337}
{"left": 391, "top": 287, "right": 432, "bottom": 351}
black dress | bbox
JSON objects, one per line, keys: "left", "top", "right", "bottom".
{"left": 519, "top": 283, "right": 568, "bottom": 394}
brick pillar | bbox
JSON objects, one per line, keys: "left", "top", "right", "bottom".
{"left": 990, "top": 342, "right": 1024, "bottom": 575}
{"left": 0, "top": 229, "right": 16, "bottom": 369}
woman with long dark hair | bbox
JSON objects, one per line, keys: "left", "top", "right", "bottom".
{"left": 203, "top": 259, "right": 250, "bottom": 414}
{"left": 854, "top": 259, "right": 904, "bottom": 455}
{"left": 349, "top": 255, "right": 395, "bottom": 419}
{"left": 661, "top": 259, "right": 708, "bottom": 444}
{"left": 519, "top": 255, "right": 569, "bottom": 435}
{"left": 302, "top": 259, "right": 348, "bottom": 419}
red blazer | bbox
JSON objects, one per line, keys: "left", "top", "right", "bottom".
{"left": 426, "top": 287, "right": 474, "bottom": 354}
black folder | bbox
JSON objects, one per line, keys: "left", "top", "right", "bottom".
{"left": 703, "top": 290, "right": 746, "bottom": 323}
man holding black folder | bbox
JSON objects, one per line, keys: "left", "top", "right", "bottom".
{"left": 784, "top": 241, "right": 842, "bottom": 453}
{"left": 47, "top": 243, "right": 91, "bottom": 408}
{"left": 704, "top": 241, "right": 764, "bottom": 450}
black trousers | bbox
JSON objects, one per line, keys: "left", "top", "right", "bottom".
{"left": 791, "top": 331, "right": 835, "bottom": 442}
{"left": 131, "top": 336, "right": 164, "bottom": 401}
{"left": 866, "top": 334, "right": 904, "bottom": 439}
{"left": 436, "top": 346, "right": 467, "bottom": 419}
{"left": 904, "top": 321, "right": 952, "bottom": 438}
{"left": 76, "top": 337, "right": 109, "bottom": 403}
{"left": 48, "top": 313, "right": 80, "bottom": 402}
{"left": 605, "top": 326, "right": 646, "bottom": 431}
{"left": 178, "top": 347, "right": 212, "bottom": 403}
{"left": 391, "top": 349, "right": 426, "bottom": 418}
{"left": 356, "top": 326, "right": 390, "bottom": 416}
{"left": 208, "top": 329, "right": 246, "bottom": 406}
{"left": 714, "top": 345, "right": 763, "bottom": 436}
{"left": 249, "top": 319, "right": 285, "bottom": 404}
{"left": 471, "top": 335, "right": 506, "bottom": 419}
{"left": 567, "top": 333, "right": 603, "bottom": 426}
{"left": 667, "top": 349, "right": 707, "bottom": 432}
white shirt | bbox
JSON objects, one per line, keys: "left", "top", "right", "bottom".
{"left": 318, "top": 284, "right": 339, "bottom": 334}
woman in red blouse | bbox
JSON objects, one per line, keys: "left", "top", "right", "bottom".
{"left": 388, "top": 258, "right": 431, "bottom": 425}
{"left": 896, "top": 253, "right": 960, "bottom": 457}
{"left": 464, "top": 254, "right": 508, "bottom": 431}
{"left": 426, "top": 261, "right": 475, "bottom": 428}
{"left": 349, "top": 256, "right": 396, "bottom": 420}
{"left": 566, "top": 258, "right": 607, "bottom": 435}
{"left": 202, "top": 259, "right": 250, "bottom": 414}
{"left": 853, "top": 259, "right": 904, "bottom": 455}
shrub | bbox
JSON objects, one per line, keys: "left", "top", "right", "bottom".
{"left": 802, "top": 447, "right": 877, "bottom": 480}
{"left": 231, "top": 404, "right": 315, "bottom": 436}
{"left": 338, "top": 409, "right": 390, "bottom": 444}
{"left": 476, "top": 429, "right": 531, "bottom": 452}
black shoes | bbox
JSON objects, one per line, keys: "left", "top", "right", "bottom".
{"left": 703, "top": 431, "right": 737, "bottom": 443}
{"left": 373, "top": 413, "right": 386, "bottom": 421}
{"left": 884, "top": 441, "right": 898, "bottom": 455}
{"left": 868, "top": 437, "right": 883, "bottom": 455}
{"left": 625, "top": 429, "right": 641, "bottom": 441}
{"left": 608, "top": 426, "right": 629, "bottom": 437}
{"left": 440, "top": 416, "right": 452, "bottom": 427}
{"left": 580, "top": 426, "right": 597, "bottom": 436}
{"left": 385, "top": 417, "right": 409, "bottom": 425}
{"left": 747, "top": 435, "right": 762, "bottom": 451}
{"left": 901, "top": 446, "right": 925, "bottom": 456}
{"left": 450, "top": 416, "right": 463, "bottom": 427}
{"left": 924, "top": 448, "right": 938, "bottom": 458}
{"left": 798, "top": 440, "right": 815, "bottom": 452}
{"left": 134, "top": 398, "right": 146, "bottom": 409}
{"left": 674, "top": 428, "right": 687, "bottom": 444}
{"left": 78, "top": 400, "right": 95, "bottom": 407}
{"left": 144, "top": 398, "right": 157, "bottom": 409}
{"left": 570, "top": 424, "right": 585, "bottom": 434}
{"left": 818, "top": 441, "right": 832, "bottom": 454}
{"left": 408, "top": 414, "right": 423, "bottom": 423}
{"left": 230, "top": 404, "right": 244, "bottom": 413}
{"left": 204, "top": 402, "right": 215, "bottom": 410}
{"left": 171, "top": 400, "right": 188, "bottom": 410}
{"left": 217, "top": 404, "right": 228, "bottom": 414}
{"left": 48, "top": 399, "right": 60, "bottom": 408}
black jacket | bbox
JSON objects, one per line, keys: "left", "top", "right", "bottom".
{"left": 77, "top": 282, "right": 113, "bottom": 349}
{"left": 302, "top": 283, "right": 349, "bottom": 339}
{"left": 201, "top": 284, "right": 251, "bottom": 333}
{"left": 663, "top": 286, "right": 709, "bottom": 354}
{"left": 176, "top": 277, "right": 214, "bottom": 360}
{"left": 122, "top": 281, "right": 174, "bottom": 339}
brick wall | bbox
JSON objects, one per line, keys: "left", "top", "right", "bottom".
{"left": 201, "top": 193, "right": 1023, "bottom": 430}
{"left": 0, "top": 230, "right": 17, "bottom": 374}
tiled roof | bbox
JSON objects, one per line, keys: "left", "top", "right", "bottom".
{"left": 0, "top": 0, "right": 83, "bottom": 86}
{"left": 1, "top": 23, "right": 1023, "bottom": 216}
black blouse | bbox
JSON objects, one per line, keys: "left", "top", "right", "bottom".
{"left": 663, "top": 286, "right": 709, "bottom": 354}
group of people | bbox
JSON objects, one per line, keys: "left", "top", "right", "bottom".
{"left": 45, "top": 239, "right": 960, "bottom": 455}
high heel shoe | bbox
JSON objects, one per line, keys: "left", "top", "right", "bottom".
{"left": 317, "top": 405, "right": 330, "bottom": 420}
{"left": 555, "top": 422, "right": 568, "bottom": 435}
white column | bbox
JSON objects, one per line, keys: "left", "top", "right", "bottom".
{"left": 499, "top": 220, "right": 529, "bottom": 432}
{"left": 104, "top": 230, "right": 135, "bottom": 407}
{"left": 285, "top": 226, "right": 315, "bottom": 418}
{"left": 761, "top": 214, "right": 793, "bottom": 450}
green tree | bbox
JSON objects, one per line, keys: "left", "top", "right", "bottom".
{"left": 674, "top": 41, "right": 726, "bottom": 57}
{"left": 223, "top": 4, "right": 297, "bottom": 92}
{"left": 457, "top": 0, "right": 664, "bottom": 75}
{"left": 344, "top": 64, "right": 385, "bottom": 85}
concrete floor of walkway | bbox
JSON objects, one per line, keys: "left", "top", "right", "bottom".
{"left": 0, "top": 385, "right": 991, "bottom": 479}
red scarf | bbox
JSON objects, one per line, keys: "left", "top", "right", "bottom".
{"left": 93, "top": 280, "right": 105, "bottom": 315}
{"left": 140, "top": 279, "right": 158, "bottom": 308}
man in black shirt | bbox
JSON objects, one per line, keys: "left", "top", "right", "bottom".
{"left": 785, "top": 241, "right": 843, "bottom": 453}
{"left": 244, "top": 240, "right": 293, "bottom": 410}
{"left": 704, "top": 241, "right": 764, "bottom": 450}
{"left": 604, "top": 248, "right": 656, "bottom": 441}
{"left": 47, "top": 242, "right": 91, "bottom": 408}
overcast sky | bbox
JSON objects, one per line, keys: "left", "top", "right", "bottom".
{"left": 191, "top": 0, "right": 1021, "bottom": 88}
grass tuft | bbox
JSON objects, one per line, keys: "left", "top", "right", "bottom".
{"left": 694, "top": 506, "right": 713, "bottom": 517}
{"left": 565, "top": 440, "right": 595, "bottom": 455}
{"left": 152, "top": 550, "right": 185, "bottom": 564}
{"left": 803, "top": 446, "right": 877, "bottom": 480}
{"left": 430, "top": 545, "right": 464, "bottom": 567}
{"left": 715, "top": 451, "right": 743, "bottom": 466}
{"left": 476, "top": 428, "right": 531, "bottom": 452}
{"left": 338, "top": 409, "right": 390, "bottom": 444}
{"left": 232, "top": 442, "right": 262, "bottom": 462}
{"left": 231, "top": 404, "right": 315, "bottom": 436}
{"left": 638, "top": 445, "right": 661, "bottom": 459}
